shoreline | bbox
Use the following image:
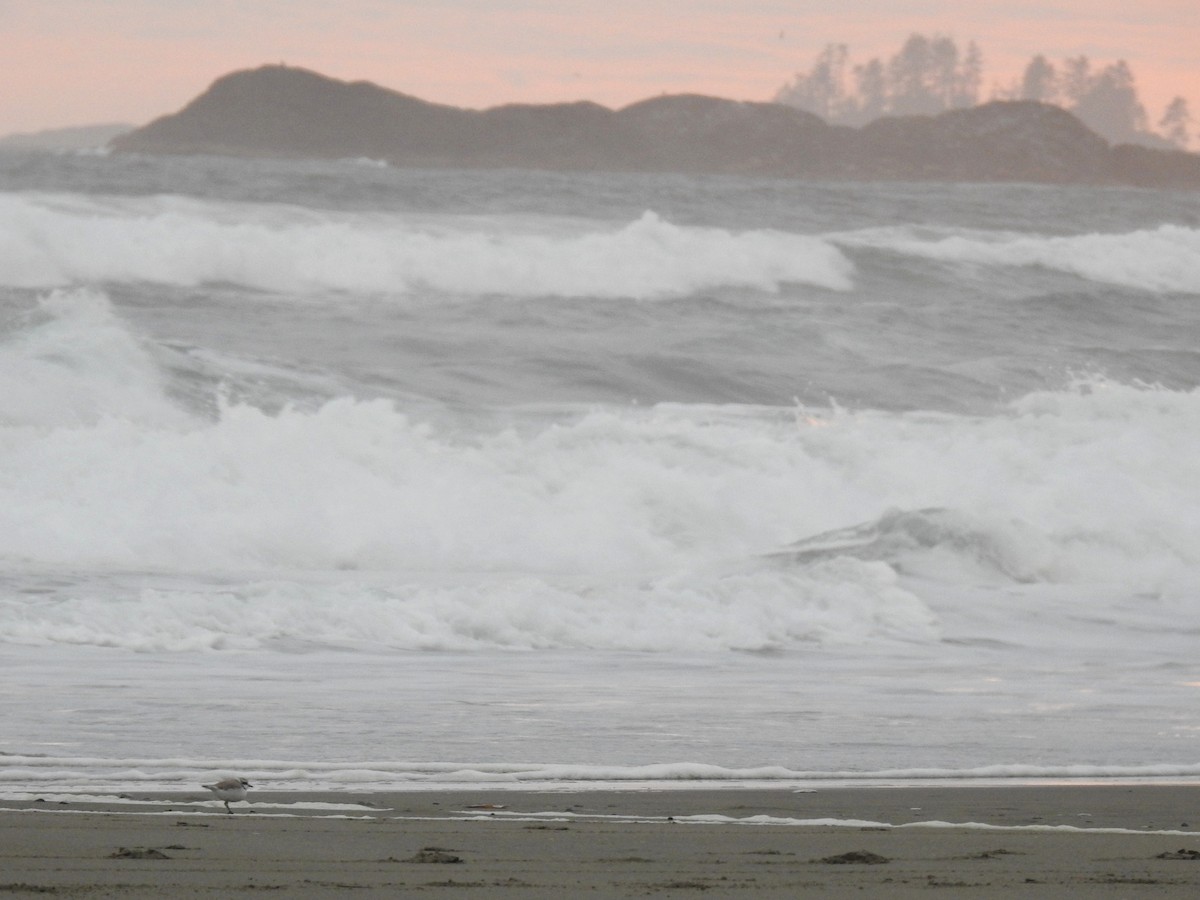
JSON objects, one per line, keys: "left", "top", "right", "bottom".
{"left": 3, "top": 785, "right": 1199, "bottom": 897}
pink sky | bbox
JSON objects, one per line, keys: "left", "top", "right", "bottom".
{"left": 3, "top": 0, "right": 1197, "bottom": 138}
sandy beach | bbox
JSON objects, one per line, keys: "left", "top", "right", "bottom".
{"left": 3, "top": 785, "right": 1199, "bottom": 897}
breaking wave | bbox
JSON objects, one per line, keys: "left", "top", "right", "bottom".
{"left": 836, "top": 223, "right": 1200, "bottom": 293}
{"left": 0, "top": 194, "right": 854, "bottom": 298}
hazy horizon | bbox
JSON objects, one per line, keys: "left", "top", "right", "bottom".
{"left": 3, "top": 1, "right": 1196, "bottom": 143}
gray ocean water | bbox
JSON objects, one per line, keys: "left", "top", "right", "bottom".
{"left": 2, "top": 149, "right": 1199, "bottom": 792}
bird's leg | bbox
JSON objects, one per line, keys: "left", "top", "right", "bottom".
{"left": 225, "top": 801, "right": 232, "bottom": 814}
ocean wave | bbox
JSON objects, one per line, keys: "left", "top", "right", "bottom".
{"left": 836, "top": 223, "right": 1200, "bottom": 293}
{"left": 1, "top": 291, "right": 1198, "bottom": 652}
{"left": 0, "top": 288, "right": 191, "bottom": 427}
{"left": 767, "top": 507, "right": 1055, "bottom": 583}
{"left": 0, "top": 193, "right": 854, "bottom": 297}
{"left": 6, "top": 754, "right": 1200, "bottom": 794}
{"left": 0, "top": 559, "right": 938, "bottom": 652}
{"left": 4, "top": 371, "right": 1194, "bottom": 592}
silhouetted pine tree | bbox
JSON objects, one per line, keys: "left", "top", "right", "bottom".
{"left": 775, "top": 36, "right": 1193, "bottom": 149}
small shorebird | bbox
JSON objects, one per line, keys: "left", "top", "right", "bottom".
{"left": 202, "top": 777, "right": 252, "bottom": 814}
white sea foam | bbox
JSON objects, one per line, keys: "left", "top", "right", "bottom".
{"left": 667, "top": 815, "right": 1197, "bottom": 835}
{"left": 0, "top": 561, "right": 937, "bottom": 652}
{"left": 472, "top": 809, "right": 1197, "bottom": 836}
{"left": 1, "top": 291, "right": 1197, "bottom": 651}
{"left": 0, "top": 194, "right": 854, "bottom": 297}
{"left": 836, "top": 223, "right": 1200, "bottom": 293}
{"left": 0, "top": 793, "right": 378, "bottom": 815}
{"left": 0, "top": 289, "right": 189, "bottom": 427}
{"left": 5, "top": 754, "right": 1200, "bottom": 795}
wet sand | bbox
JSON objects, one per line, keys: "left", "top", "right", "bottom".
{"left": 2, "top": 785, "right": 1199, "bottom": 897}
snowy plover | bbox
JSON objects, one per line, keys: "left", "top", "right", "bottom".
{"left": 202, "top": 777, "right": 252, "bottom": 814}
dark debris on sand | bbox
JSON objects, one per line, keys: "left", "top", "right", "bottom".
{"left": 403, "top": 847, "right": 464, "bottom": 864}
{"left": 109, "top": 847, "right": 171, "bottom": 860}
{"left": 816, "top": 850, "right": 891, "bottom": 865}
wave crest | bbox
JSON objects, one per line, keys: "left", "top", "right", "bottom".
{"left": 838, "top": 223, "right": 1200, "bottom": 293}
{"left": 0, "top": 195, "right": 854, "bottom": 298}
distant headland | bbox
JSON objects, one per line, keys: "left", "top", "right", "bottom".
{"left": 1, "top": 122, "right": 134, "bottom": 151}
{"left": 111, "top": 65, "right": 1200, "bottom": 188}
